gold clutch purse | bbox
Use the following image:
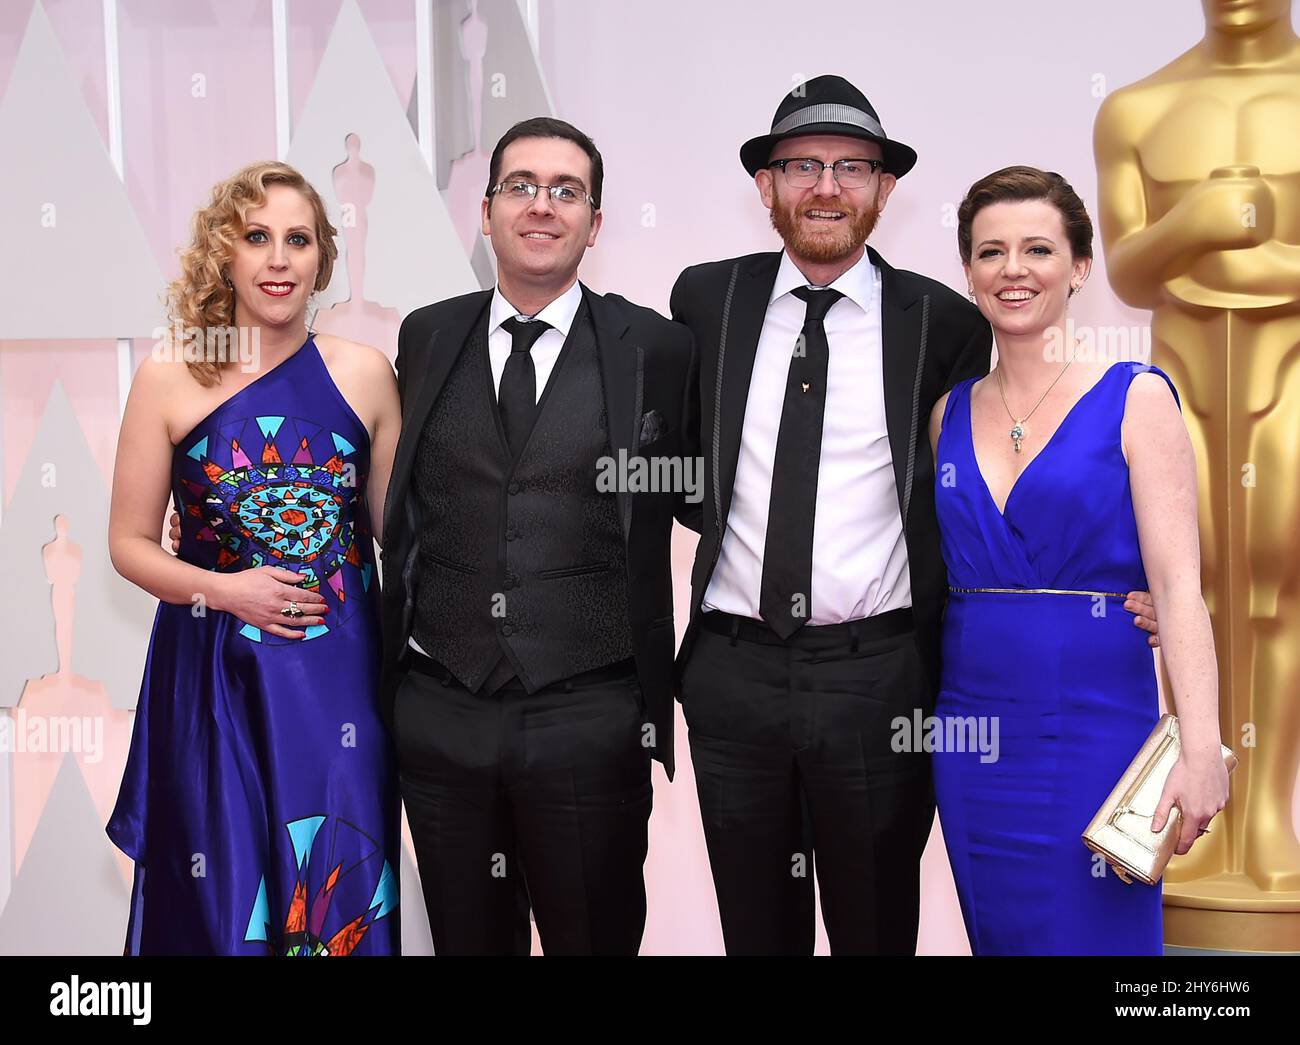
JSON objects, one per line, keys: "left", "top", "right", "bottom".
{"left": 1082, "top": 714, "right": 1237, "bottom": 886}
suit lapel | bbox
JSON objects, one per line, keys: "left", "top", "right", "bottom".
{"left": 388, "top": 291, "right": 492, "bottom": 528}
{"left": 716, "top": 253, "right": 780, "bottom": 527}
{"left": 585, "top": 284, "right": 636, "bottom": 539}
{"left": 869, "top": 245, "right": 922, "bottom": 525}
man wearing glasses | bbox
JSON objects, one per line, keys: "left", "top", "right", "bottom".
{"left": 668, "top": 75, "right": 992, "bottom": 954}
{"left": 380, "top": 117, "right": 697, "bottom": 955}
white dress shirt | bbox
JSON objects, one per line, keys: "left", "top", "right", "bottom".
{"left": 409, "top": 280, "right": 583, "bottom": 657}
{"left": 486, "top": 279, "right": 583, "bottom": 403}
{"left": 702, "top": 249, "right": 912, "bottom": 624}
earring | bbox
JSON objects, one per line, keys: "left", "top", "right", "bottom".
{"left": 307, "top": 290, "right": 321, "bottom": 330}
{"left": 967, "top": 287, "right": 976, "bottom": 302}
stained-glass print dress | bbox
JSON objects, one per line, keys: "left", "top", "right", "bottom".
{"left": 108, "top": 336, "right": 400, "bottom": 955}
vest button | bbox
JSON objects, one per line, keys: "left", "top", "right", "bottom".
{"left": 503, "top": 576, "right": 516, "bottom": 590}
{"left": 501, "top": 623, "right": 514, "bottom": 637}
{"left": 508, "top": 481, "right": 521, "bottom": 495}
{"left": 506, "top": 529, "right": 518, "bottom": 542}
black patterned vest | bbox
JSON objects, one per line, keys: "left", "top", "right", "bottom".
{"left": 410, "top": 303, "right": 634, "bottom": 691}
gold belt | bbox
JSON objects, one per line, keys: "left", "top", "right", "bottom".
{"left": 948, "top": 585, "right": 1128, "bottom": 598}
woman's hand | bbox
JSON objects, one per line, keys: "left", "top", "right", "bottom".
{"left": 1151, "top": 751, "right": 1230, "bottom": 855}
{"left": 215, "top": 567, "right": 329, "bottom": 640}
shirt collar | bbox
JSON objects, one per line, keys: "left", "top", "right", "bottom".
{"left": 489, "top": 279, "right": 583, "bottom": 338}
{"left": 770, "top": 248, "right": 878, "bottom": 315}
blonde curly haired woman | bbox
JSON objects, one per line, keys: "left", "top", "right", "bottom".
{"left": 107, "top": 161, "right": 402, "bottom": 954}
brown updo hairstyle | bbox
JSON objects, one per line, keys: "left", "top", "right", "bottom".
{"left": 956, "top": 165, "right": 1093, "bottom": 279}
{"left": 168, "top": 161, "right": 338, "bottom": 386}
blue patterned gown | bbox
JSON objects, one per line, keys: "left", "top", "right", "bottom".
{"left": 931, "top": 361, "right": 1176, "bottom": 955}
{"left": 108, "top": 335, "right": 400, "bottom": 955}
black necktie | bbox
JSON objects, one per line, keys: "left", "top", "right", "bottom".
{"left": 759, "top": 286, "right": 842, "bottom": 639}
{"left": 498, "top": 316, "right": 551, "bottom": 458}
{"left": 483, "top": 315, "right": 550, "bottom": 695}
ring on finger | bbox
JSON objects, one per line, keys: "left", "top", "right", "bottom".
{"left": 280, "top": 601, "right": 304, "bottom": 619}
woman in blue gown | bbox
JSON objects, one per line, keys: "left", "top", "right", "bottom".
{"left": 928, "top": 167, "right": 1229, "bottom": 955}
{"left": 107, "top": 162, "right": 402, "bottom": 955}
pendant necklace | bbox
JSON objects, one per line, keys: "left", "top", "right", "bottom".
{"left": 995, "top": 344, "right": 1078, "bottom": 454}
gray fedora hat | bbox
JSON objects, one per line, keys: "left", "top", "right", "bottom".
{"left": 740, "top": 74, "right": 917, "bottom": 179}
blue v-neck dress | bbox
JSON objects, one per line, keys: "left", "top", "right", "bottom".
{"left": 932, "top": 361, "right": 1176, "bottom": 955}
{"left": 108, "top": 336, "right": 400, "bottom": 955}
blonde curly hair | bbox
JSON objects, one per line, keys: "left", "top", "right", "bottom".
{"left": 169, "top": 161, "right": 338, "bottom": 386}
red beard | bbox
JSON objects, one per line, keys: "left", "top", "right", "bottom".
{"left": 770, "top": 191, "right": 882, "bottom": 263}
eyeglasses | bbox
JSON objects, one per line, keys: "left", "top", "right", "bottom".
{"left": 767, "top": 158, "right": 884, "bottom": 189}
{"left": 490, "top": 180, "right": 597, "bottom": 208}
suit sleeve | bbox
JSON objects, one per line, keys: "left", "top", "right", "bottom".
{"left": 944, "top": 312, "right": 993, "bottom": 391}
{"left": 668, "top": 267, "right": 691, "bottom": 326}
{"left": 674, "top": 324, "right": 704, "bottom": 534}
{"left": 394, "top": 311, "right": 413, "bottom": 406}
{"left": 382, "top": 312, "right": 419, "bottom": 551}
{"left": 669, "top": 270, "right": 705, "bottom": 534}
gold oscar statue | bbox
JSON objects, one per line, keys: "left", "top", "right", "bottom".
{"left": 1095, "top": 0, "right": 1300, "bottom": 952}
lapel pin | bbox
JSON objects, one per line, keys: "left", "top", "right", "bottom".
{"left": 801, "top": 382, "right": 810, "bottom": 393}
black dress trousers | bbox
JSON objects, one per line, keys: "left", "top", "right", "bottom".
{"left": 679, "top": 609, "right": 934, "bottom": 955}
{"left": 394, "top": 658, "right": 652, "bottom": 955}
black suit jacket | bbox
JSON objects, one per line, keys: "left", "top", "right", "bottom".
{"left": 380, "top": 283, "right": 698, "bottom": 779}
{"left": 668, "top": 245, "right": 992, "bottom": 702}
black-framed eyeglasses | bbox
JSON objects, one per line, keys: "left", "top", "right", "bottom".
{"left": 767, "top": 157, "right": 884, "bottom": 189}
{"left": 490, "top": 179, "right": 597, "bottom": 208}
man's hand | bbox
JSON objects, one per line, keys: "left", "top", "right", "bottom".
{"left": 1125, "top": 590, "right": 1160, "bottom": 648}
{"left": 168, "top": 511, "right": 181, "bottom": 553}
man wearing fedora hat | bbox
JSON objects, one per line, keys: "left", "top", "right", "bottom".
{"left": 669, "top": 74, "right": 992, "bottom": 955}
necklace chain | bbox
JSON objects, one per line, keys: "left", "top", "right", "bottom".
{"left": 994, "top": 344, "right": 1077, "bottom": 453}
